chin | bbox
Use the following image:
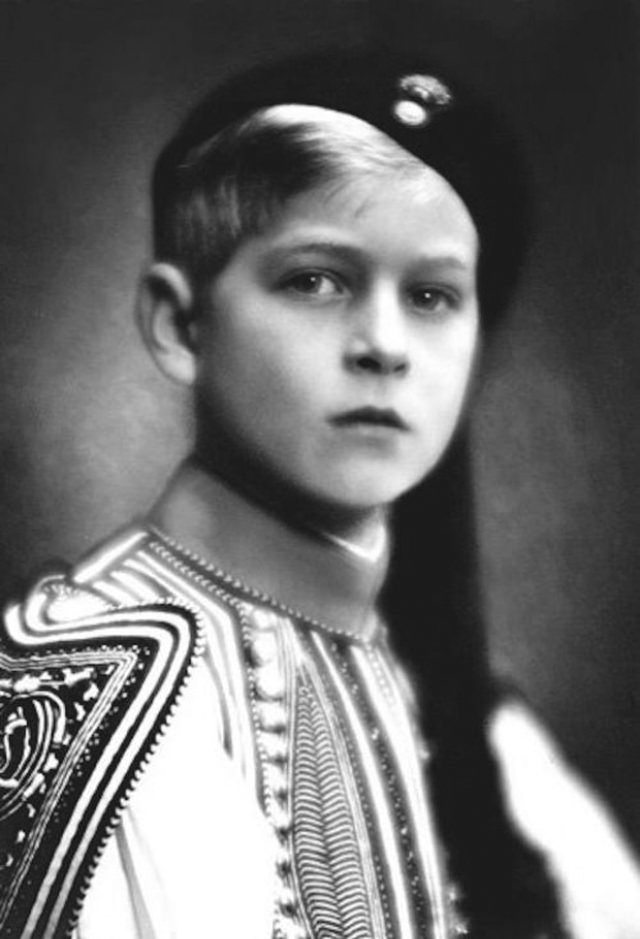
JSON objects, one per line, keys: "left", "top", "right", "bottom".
{"left": 311, "top": 472, "right": 425, "bottom": 516}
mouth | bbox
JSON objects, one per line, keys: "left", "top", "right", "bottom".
{"left": 330, "top": 407, "right": 409, "bottom": 431}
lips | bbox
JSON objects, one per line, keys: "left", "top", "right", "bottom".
{"left": 330, "top": 407, "right": 408, "bottom": 430}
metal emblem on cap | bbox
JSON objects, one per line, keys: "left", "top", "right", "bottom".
{"left": 392, "top": 74, "right": 453, "bottom": 128}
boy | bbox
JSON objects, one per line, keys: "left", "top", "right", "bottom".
{"left": 1, "top": 49, "right": 639, "bottom": 939}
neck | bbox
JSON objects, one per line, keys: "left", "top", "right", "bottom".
{"left": 148, "top": 457, "right": 390, "bottom": 638}
{"left": 192, "top": 442, "right": 388, "bottom": 558}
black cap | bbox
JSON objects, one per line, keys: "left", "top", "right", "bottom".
{"left": 154, "top": 48, "right": 530, "bottom": 323}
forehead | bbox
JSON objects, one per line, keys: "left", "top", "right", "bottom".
{"left": 230, "top": 171, "right": 479, "bottom": 280}
{"left": 275, "top": 168, "right": 476, "bottom": 250}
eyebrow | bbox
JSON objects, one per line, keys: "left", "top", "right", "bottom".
{"left": 261, "top": 240, "right": 474, "bottom": 271}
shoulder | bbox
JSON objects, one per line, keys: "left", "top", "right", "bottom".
{"left": 3, "top": 524, "right": 151, "bottom": 627}
{"left": 1, "top": 523, "right": 206, "bottom": 748}
{"left": 0, "top": 526, "right": 206, "bottom": 938}
{"left": 489, "top": 698, "right": 640, "bottom": 939}
{"left": 3, "top": 520, "right": 226, "bottom": 631}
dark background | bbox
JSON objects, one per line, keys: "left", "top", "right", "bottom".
{"left": 1, "top": 0, "right": 639, "bottom": 848}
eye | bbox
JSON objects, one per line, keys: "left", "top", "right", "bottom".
{"left": 280, "top": 270, "right": 345, "bottom": 300}
{"left": 408, "top": 285, "right": 459, "bottom": 316}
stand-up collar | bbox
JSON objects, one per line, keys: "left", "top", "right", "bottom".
{"left": 149, "top": 461, "right": 389, "bottom": 639}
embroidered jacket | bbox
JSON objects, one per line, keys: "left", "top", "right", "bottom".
{"left": 0, "top": 520, "right": 462, "bottom": 939}
{"left": 3, "top": 465, "right": 640, "bottom": 939}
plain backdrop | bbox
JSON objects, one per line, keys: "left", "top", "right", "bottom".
{"left": 0, "top": 0, "right": 639, "bottom": 849}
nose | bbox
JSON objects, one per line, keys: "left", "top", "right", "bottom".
{"left": 344, "top": 288, "right": 410, "bottom": 377}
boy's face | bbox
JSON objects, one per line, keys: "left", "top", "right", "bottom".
{"left": 192, "top": 166, "right": 479, "bottom": 519}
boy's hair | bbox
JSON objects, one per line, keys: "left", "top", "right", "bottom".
{"left": 153, "top": 105, "right": 430, "bottom": 309}
{"left": 152, "top": 48, "right": 530, "bottom": 327}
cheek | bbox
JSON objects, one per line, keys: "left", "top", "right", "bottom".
{"left": 446, "top": 344, "right": 477, "bottom": 412}
{"left": 197, "top": 337, "right": 320, "bottom": 439}
{"left": 410, "top": 333, "right": 478, "bottom": 458}
{"left": 419, "top": 325, "right": 478, "bottom": 404}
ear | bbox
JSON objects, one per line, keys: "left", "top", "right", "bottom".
{"left": 136, "top": 262, "right": 198, "bottom": 386}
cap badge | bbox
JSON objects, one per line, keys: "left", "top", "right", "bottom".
{"left": 392, "top": 74, "right": 453, "bottom": 128}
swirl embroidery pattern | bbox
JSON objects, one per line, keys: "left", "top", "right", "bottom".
{"left": 0, "top": 644, "right": 142, "bottom": 939}
{"left": 0, "top": 662, "right": 111, "bottom": 829}
{"left": 0, "top": 575, "right": 203, "bottom": 939}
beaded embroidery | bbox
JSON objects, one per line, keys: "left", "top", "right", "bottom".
{"left": 143, "top": 529, "right": 467, "bottom": 938}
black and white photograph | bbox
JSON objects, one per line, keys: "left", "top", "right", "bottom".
{"left": 0, "top": 1, "right": 639, "bottom": 936}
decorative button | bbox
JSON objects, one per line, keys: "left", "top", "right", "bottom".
{"left": 254, "top": 663, "right": 286, "bottom": 701}
{"left": 250, "top": 608, "right": 281, "bottom": 631}
{"left": 392, "top": 99, "right": 430, "bottom": 127}
{"left": 276, "top": 845, "right": 292, "bottom": 875}
{"left": 278, "top": 886, "right": 297, "bottom": 916}
{"left": 265, "top": 763, "right": 289, "bottom": 800}
{"left": 256, "top": 700, "right": 288, "bottom": 733}
{"left": 262, "top": 732, "right": 288, "bottom": 764}
{"left": 248, "top": 632, "right": 278, "bottom": 667}
{"left": 392, "top": 73, "right": 453, "bottom": 129}
{"left": 278, "top": 919, "right": 307, "bottom": 939}
{"left": 271, "top": 804, "right": 292, "bottom": 835}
